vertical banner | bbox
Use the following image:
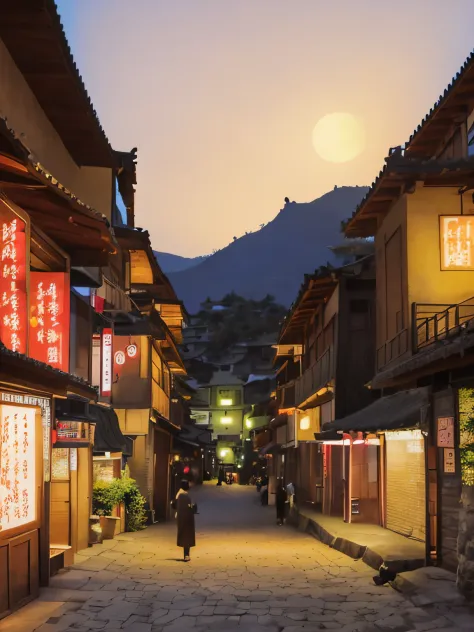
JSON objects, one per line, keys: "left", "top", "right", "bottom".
{"left": 0, "top": 206, "right": 27, "bottom": 354}
{"left": 29, "top": 272, "right": 70, "bottom": 372}
{"left": 101, "top": 328, "right": 113, "bottom": 396}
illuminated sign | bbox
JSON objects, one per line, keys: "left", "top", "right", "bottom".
{"left": 29, "top": 272, "right": 70, "bottom": 372}
{"left": 0, "top": 404, "right": 37, "bottom": 532}
{"left": 441, "top": 215, "right": 474, "bottom": 270}
{"left": 0, "top": 202, "right": 27, "bottom": 354}
{"left": 126, "top": 343, "right": 138, "bottom": 358}
{"left": 101, "top": 328, "right": 113, "bottom": 396}
{"left": 115, "top": 351, "right": 125, "bottom": 365}
{"left": 1, "top": 391, "right": 51, "bottom": 482}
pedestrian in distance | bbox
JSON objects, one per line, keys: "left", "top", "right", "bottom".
{"left": 276, "top": 482, "right": 287, "bottom": 526}
{"left": 172, "top": 479, "right": 196, "bottom": 562}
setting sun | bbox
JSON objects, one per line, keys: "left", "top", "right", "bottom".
{"left": 312, "top": 112, "right": 366, "bottom": 163}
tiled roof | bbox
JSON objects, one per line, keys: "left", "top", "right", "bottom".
{"left": 0, "top": 0, "right": 113, "bottom": 167}
{"left": 345, "top": 48, "right": 474, "bottom": 235}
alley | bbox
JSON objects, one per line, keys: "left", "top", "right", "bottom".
{"left": 1, "top": 484, "right": 471, "bottom": 632}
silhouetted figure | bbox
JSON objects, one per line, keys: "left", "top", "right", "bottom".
{"left": 173, "top": 480, "right": 196, "bottom": 562}
{"left": 276, "top": 484, "right": 287, "bottom": 525}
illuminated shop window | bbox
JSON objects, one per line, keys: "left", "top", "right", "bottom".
{"left": 440, "top": 216, "right": 474, "bottom": 270}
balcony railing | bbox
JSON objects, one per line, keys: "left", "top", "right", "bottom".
{"left": 277, "top": 383, "right": 296, "bottom": 409}
{"left": 413, "top": 298, "right": 474, "bottom": 352}
{"left": 295, "top": 347, "right": 333, "bottom": 406}
{"left": 376, "top": 328, "right": 409, "bottom": 370}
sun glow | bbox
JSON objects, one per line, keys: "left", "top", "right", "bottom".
{"left": 312, "top": 112, "right": 365, "bottom": 163}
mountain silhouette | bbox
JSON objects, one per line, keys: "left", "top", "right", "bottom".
{"left": 154, "top": 251, "right": 206, "bottom": 274}
{"left": 167, "top": 186, "right": 369, "bottom": 313}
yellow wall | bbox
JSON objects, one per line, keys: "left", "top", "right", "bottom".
{"left": 0, "top": 38, "right": 113, "bottom": 219}
{"left": 407, "top": 186, "right": 474, "bottom": 306}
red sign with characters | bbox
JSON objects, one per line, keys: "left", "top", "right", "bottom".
{"left": 29, "top": 272, "right": 70, "bottom": 372}
{"left": 0, "top": 205, "right": 27, "bottom": 354}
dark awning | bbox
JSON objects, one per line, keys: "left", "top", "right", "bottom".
{"left": 152, "top": 410, "right": 181, "bottom": 436}
{"left": 55, "top": 396, "right": 90, "bottom": 421}
{"left": 90, "top": 405, "right": 128, "bottom": 453}
{"left": 323, "top": 387, "right": 430, "bottom": 434}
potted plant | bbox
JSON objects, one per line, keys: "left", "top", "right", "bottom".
{"left": 92, "top": 480, "right": 121, "bottom": 539}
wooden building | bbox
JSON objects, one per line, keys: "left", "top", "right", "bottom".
{"left": 324, "top": 49, "right": 474, "bottom": 573}
{"left": 275, "top": 256, "right": 376, "bottom": 516}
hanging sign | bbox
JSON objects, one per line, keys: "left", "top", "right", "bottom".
{"left": 443, "top": 447, "right": 456, "bottom": 474}
{"left": 29, "top": 272, "right": 70, "bottom": 372}
{"left": 0, "top": 204, "right": 27, "bottom": 354}
{"left": 437, "top": 417, "right": 455, "bottom": 448}
{"left": 101, "top": 328, "right": 113, "bottom": 396}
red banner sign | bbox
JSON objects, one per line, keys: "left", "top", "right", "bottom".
{"left": 0, "top": 206, "right": 27, "bottom": 354}
{"left": 29, "top": 272, "right": 70, "bottom": 372}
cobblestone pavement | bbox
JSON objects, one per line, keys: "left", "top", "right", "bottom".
{"left": 2, "top": 483, "right": 473, "bottom": 632}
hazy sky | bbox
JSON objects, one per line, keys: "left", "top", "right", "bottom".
{"left": 56, "top": 1, "right": 474, "bottom": 257}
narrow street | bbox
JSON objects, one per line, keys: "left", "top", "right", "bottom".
{"left": 1, "top": 484, "right": 471, "bottom": 632}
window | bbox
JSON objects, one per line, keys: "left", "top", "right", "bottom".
{"left": 468, "top": 123, "right": 474, "bottom": 157}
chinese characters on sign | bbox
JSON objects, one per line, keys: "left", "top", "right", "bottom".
{"left": 444, "top": 448, "right": 456, "bottom": 474}
{"left": 101, "top": 328, "right": 113, "bottom": 396}
{"left": 437, "top": 417, "right": 455, "bottom": 448}
{"left": 0, "top": 202, "right": 27, "bottom": 353}
{"left": 29, "top": 272, "right": 70, "bottom": 372}
{"left": 1, "top": 391, "right": 51, "bottom": 482}
{"left": 0, "top": 404, "right": 36, "bottom": 531}
{"left": 441, "top": 216, "right": 474, "bottom": 270}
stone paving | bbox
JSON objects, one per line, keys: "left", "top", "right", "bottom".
{"left": 1, "top": 483, "right": 474, "bottom": 632}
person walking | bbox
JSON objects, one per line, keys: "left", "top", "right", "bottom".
{"left": 276, "top": 482, "right": 287, "bottom": 526}
{"left": 173, "top": 480, "right": 196, "bottom": 562}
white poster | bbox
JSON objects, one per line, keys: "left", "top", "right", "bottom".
{"left": 0, "top": 405, "right": 36, "bottom": 531}
{"left": 70, "top": 448, "right": 78, "bottom": 471}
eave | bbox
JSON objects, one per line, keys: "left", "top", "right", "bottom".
{"left": 0, "top": 0, "right": 113, "bottom": 167}
{"left": 345, "top": 152, "right": 474, "bottom": 238}
{"left": 279, "top": 274, "right": 337, "bottom": 345}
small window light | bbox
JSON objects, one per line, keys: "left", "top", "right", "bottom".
{"left": 299, "top": 416, "right": 310, "bottom": 431}
{"left": 220, "top": 398, "right": 233, "bottom": 406}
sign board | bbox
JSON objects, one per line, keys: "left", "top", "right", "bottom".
{"left": 70, "top": 448, "right": 77, "bottom": 471}
{"left": 1, "top": 391, "right": 51, "bottom": 482}
{"left": 101, "top": 328, "right": 113, "bottom": 396}
{"left": 437, "top": 417, "right": 455, "bottom": 448}
{"left": 191, "top": 410, "right": 210, "bottom": 425}
{"left": 29, "top": 272, "right": 70, "bottom": 372}
{"left": 443, "top": 447, "right": 456, "bottom": 474}
{"left": 440, "top": 216, "right": 474, "bottom": 270}
{"left": 0, "top": 202, "right": 28, "bottom": 354}
{"left": 0, "top": 404, "right": 37, "bottom": 531}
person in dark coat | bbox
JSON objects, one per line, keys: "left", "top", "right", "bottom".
{"left": 174, "top": 480, "right": 196, "bottom": 561}
{"left": 276, "top": 482, "right": 287, "bottom": 526}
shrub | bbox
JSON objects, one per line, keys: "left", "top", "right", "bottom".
{"left": 92, "top": 473, "right": 147, "bottom": 531}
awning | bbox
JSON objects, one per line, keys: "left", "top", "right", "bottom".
{"left": 90, "top": 405, "right": 128, "bottom": 453}
{"left": 152, "top": 410, "right": 181, "bottom": 436}
{"left": 55, "top": 396, "right": 90, "bottom": 421}
{"left": 322, "top": 387, "right": 431, "bottom": 434}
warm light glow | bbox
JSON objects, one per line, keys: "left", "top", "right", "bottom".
{"left": 220, "top": 398, "right": 233, "bottom": 406}
{"left": 441, "top": 216, "right": 474, "bottom": 270}
{"left": 220, "top": 449, "right": 229, "bottom": 458}
{"left": 0, "top": 405, "right": 37, "bottom": 531}
{"left": 245, "top": 419, "right": 252, "bottom": 429}
{"left": 299, "top": 416, "right": 310, "bottom": 431}
{"left": 221, "top": 417, "right": 232, "bottom": 425}
{"left": 312, "top": 113, "right": 365, "bottom": 163}
{"left": 352, "top": 432, "right": 364, "bottom": 445}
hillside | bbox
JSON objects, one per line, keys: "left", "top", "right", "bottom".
{"left": 168, "top": 186, "right": 369, "bottom": 313}
{"left": 154, "top": 251, "right": 206, "bottom": 274}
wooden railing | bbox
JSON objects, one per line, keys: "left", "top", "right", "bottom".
{"left": 413, "top": 298, "right": 474, "bottom": 352}
{"left": 295, "top": 347, "right": 333, "bottom": 406}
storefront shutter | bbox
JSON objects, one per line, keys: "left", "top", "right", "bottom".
{"left": 385, "top": 431, "right": 426, "bottom": 542}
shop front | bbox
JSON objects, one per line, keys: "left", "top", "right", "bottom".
{"left": 0, "top": 392, "right": 43, "bottom": 619}
{"left": 316, "top": 388, "right": 430, "bottom": 551}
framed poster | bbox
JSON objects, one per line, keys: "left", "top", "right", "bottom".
{"left": 437, "top": 417, "right": 455, "bottom": 448}
{"left": 443, "top": 448, "right": 456, "bottom": 474}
